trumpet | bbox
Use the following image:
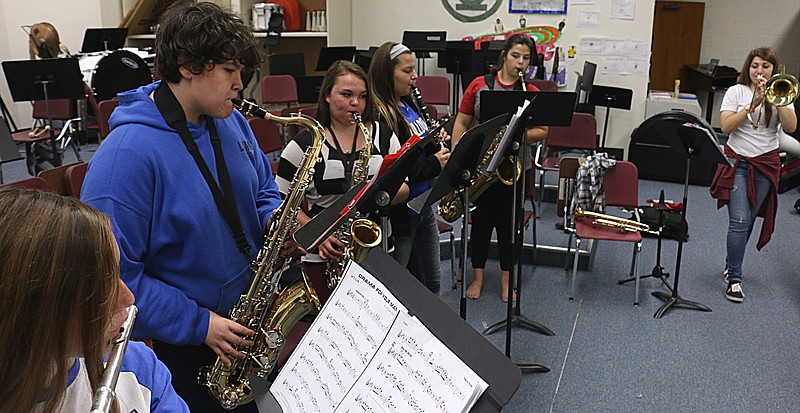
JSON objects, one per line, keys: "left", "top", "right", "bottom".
{"left": 574, "top": 205, "right": 653, "bottom": 234}
{"left": 747, "top": 65, "right": 799, "bottom": 129}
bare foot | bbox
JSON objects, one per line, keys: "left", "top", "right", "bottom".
{"left": 466, "top": 269, "right": 484, "bottom": 299}
{"left": 501, "top": 271, "right": 517, "bottom": 302}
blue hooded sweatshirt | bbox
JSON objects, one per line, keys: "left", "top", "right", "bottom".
{"left": 81, "top": 81, "right": 282, "bottom": 346}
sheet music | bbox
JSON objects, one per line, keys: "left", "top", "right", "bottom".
{"left": 335, "top": 311, "right": 488, "bottom": 413}
{"left": 269, "top": 262, "right": 488, "bottom": 413}
{"left": 270, "top": 262, "right": 407, "bottom": 413}
{"left": 486, "top": 100, "right": 531, "bottom": 175}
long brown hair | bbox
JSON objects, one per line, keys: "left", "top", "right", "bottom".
{"left": 0, "top": 189, "right": 121, "bottom": 413}
{"left": 316, "top": 60, "right": 374, "bottom": 126}
{"left": 368, "top": 41, "right": 410, "bottom": 133}
{"left": 737, "top": 47, "right": 780, "bottom": 126}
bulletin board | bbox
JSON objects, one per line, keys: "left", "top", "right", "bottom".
{"left": 510, "top": 0, "right": 567, "bottom": 14}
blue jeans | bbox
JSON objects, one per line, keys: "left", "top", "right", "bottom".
{"left": 725, "top": 160, "right": 771, "bottom": 284}
{"left": 393, "top": 206, "right": 442, "bottom": 295}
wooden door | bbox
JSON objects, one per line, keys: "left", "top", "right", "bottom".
{"left": 650, "top": 1, "right": 704, "bottom": 91}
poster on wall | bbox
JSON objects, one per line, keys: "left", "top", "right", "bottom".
{"left": 510, "top": 0, "right": 567, "bottom": 14}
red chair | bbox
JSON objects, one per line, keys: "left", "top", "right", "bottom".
{"left": 415, "top": 75, "right": 450, "bottom": 119}
{"left": 64, "top": 161, "right": 88, "bottom": 198}
{"left": 0, "top": 176, "right": 52, "bottom": 191}
{"left": 97, "top": 98, "right": 120, "bottom": 140}
{"left": 262, "top": 75, "right": 298, "bottom": 109}
{"left": 12, "top": 98, "right": 83, "bottom": 174}
{"left": 535, "top": 113, "right": 597, "bottom": 212}
{"left": 569, "top": 161, "right": 643, "bottom": 305}
{"left": 247, "top": 117, "right": 282, "bottom": 157}
{"left": 528, "top": 79, "right": 557, "bottom": 92}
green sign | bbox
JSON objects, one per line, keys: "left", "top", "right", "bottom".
{"left": 442, "top": 0, "right": 502, "bottom": 22}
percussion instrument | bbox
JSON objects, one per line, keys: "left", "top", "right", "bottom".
{"left": 79, "top": 49, "right": 152, "bottom": 101}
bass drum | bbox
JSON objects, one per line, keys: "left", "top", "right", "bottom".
{"left": 80, "top": 50, "right": 152, "bottom": 102}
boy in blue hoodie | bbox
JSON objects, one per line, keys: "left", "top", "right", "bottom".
{"left": 81, "top": 3, "right": 281, "bottom": 411}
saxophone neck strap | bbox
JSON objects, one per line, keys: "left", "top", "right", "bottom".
{"left": 154, "top": 82, "right": 250, "bottom": 256}
{"left": 327, "top": 125, "right": 360, "bottom": 187}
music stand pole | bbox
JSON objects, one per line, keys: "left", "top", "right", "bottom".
{"left": 459, "top": 187, "right": 470, "bottom": 320}
{"left": 619, "top": 190, "right": 671, "bottom": 285}
{"left": 600, "top": 97, "right": 612, "bottom": 148}
{"left": 483, "top": 138, "right": 554, "bottom": 337}
{"left": 652, "top": 124, "right": 716, "bottom": 318}
{"left": 37, "top": 80, "right": 61, "bottom": 167}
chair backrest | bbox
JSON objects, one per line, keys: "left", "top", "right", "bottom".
{"left": 37, "top": 161, "right": 82, "bottom": 196}
{"left": 262, "top": 75, "right": 298, "bottom": 106}
{"left": 546, "top": 113, "right": 597, "bottom": 151}
{"left": 32, "top": 99, "right": 77, "bottom": 121}
{"left": 97, "top": 98, "right": 120, "bottom": 138}
{"left": 64, "top": 162, "right": 88, "bottom": 198}
{"left": 529, "top": 79, "right": 557, "bottom": 92}
{"left": 415, "top": 76, "right": 450, "bottom": 106}
{"left": 603, "top": 161, "right": 639, "bottom": 209}
{"left": 0, "top": 176, "right": 52, "bottom": 191}
{"left": 247, "top": 117, "right": 283, "bottom": 155}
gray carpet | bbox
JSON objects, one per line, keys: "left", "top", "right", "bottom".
{"left": 439, "top": 175, "right": 800, "bottom": 412}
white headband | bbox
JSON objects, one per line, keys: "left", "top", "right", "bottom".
{"left": 390, "top": 44, "right": 411, "bottom": 60}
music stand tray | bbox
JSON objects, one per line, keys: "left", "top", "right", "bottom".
{"left": 480, "top": 91, "right": 577, "bottom": 127}
{"left": 314, "top": 46, "right": 357, "bottom": 72}
{"left": 402, "top": 31, "right": 447, "bottom": 57}
{"left": 80, "top": 28, "right": 128, "bottom": 53}
{"left": 588, "top": 85, "right": 632, "bottom": 150}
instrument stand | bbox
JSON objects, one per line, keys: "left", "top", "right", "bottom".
{"left": 588, "top": 85, "right": 632, "bottom": 154}
{"left": 649, "top": 120, "right": 729, "bottom": 318}
{"left": 619, "top": 190, "right": 671, "bottom": 286}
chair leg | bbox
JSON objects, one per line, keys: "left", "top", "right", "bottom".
{"left": 634, "top": 242, "right": 641, "bottom": 306}
{"left": 564, "top": 232, "right": 574, "bottom": 271}
{"left": 570, "top": 237, "right": 581, "bottom": 301}
{"left": 536, "top": 169, "right": 545, "bottom": 217}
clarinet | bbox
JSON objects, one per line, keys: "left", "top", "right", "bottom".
{"left": 411, "top": 84, "right": 448, "bottom": 150}
{"left": 90, "top": 305, "right": 138, "bottom": 413}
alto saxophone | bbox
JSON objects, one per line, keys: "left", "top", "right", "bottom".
{"left": 90, "top": 306, "right": 137, "bottom": 413}
{"left": 325, "top": 112, "right": 381, "bottom": 290}
{"left": 198, "top": 99, "right": 325, "bottom": 410}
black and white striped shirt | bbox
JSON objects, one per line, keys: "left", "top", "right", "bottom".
{"left": 276, "top": 121, "right": 401, "bottom": 261}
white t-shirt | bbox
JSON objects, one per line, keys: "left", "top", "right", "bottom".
{"left": 720, "top": 83, "right": 795, "bottom": 157}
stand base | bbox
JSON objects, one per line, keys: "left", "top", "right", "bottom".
{"left": 483, "top": 315, "right": 555, "bottom": 337}
{"left": 651, "top": 291, "right": 712, "bottom": 319}
{"left": 519, "top": 363, "right": 550, "bottom": 373}
{"left": 619, "top": 265, "right": 669, "bottom": 285}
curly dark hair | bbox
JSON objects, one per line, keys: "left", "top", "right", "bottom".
{"left": 154, "top": 2, "right": 261, "bottom": 83}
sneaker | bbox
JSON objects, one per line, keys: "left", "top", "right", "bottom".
{"left": 723, "top": 268, "right": 729, "bottom": 285}
{"left": 726, "top": 283, "right": 744, "bottom": 303}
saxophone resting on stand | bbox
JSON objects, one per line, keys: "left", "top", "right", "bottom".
{"left": 325, "top": 112, "right": 382, "bottom": 290}
{"left": 198, "top": 99, "right": 324, "bottom": 410}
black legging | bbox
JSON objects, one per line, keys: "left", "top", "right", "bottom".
{"left": 469, "top": 178, "right": 524, "bottom": 271}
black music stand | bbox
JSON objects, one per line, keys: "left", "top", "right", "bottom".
{"left": 80, "top": 28, "right": 128, "bottom": 53}
{"left": 294, "top": 132, "right": 436, "bottom": 252}
{"left": 408, "top": 114, "right": 507, "bottom": 320}
{"left": 479, "top": 92, "right": 576, "bottom": 343}
{"left": 402, "top": 31, "right": 446, "bottom": 76}
{"left": 2, "top": 58, "right": 85, "bottom": 169}
{"left": 588, "top": 85, "right": 632, "bottom": 153}
{"left": 314, "top": 46, "right": 357, "bottom": 71}
{"left": 442, "top": 40, "right": 474, "bottom": 113}
{"left": 650, "top": 120, "right": 729, "bottom": 318}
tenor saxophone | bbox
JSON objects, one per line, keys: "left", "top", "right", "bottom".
{"left": 198, "top": 99, "right": 325, "bottom": 410}
{"left": 325, "top": 112, "right": 381, "bottom": 290}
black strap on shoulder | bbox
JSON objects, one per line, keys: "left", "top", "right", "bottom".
{"left": 153, "top": 82, "right": 251, "bottom": 256}
{"left": 483, "top": 73, "right": 523, "bottom": 91}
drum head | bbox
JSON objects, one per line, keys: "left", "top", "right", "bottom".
{"left": 90, "top": 50, "right": 152, "bottom": 101}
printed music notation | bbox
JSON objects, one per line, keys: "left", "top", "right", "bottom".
{"left": 269, "top": 262, "right": 487, "bottom": 413}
